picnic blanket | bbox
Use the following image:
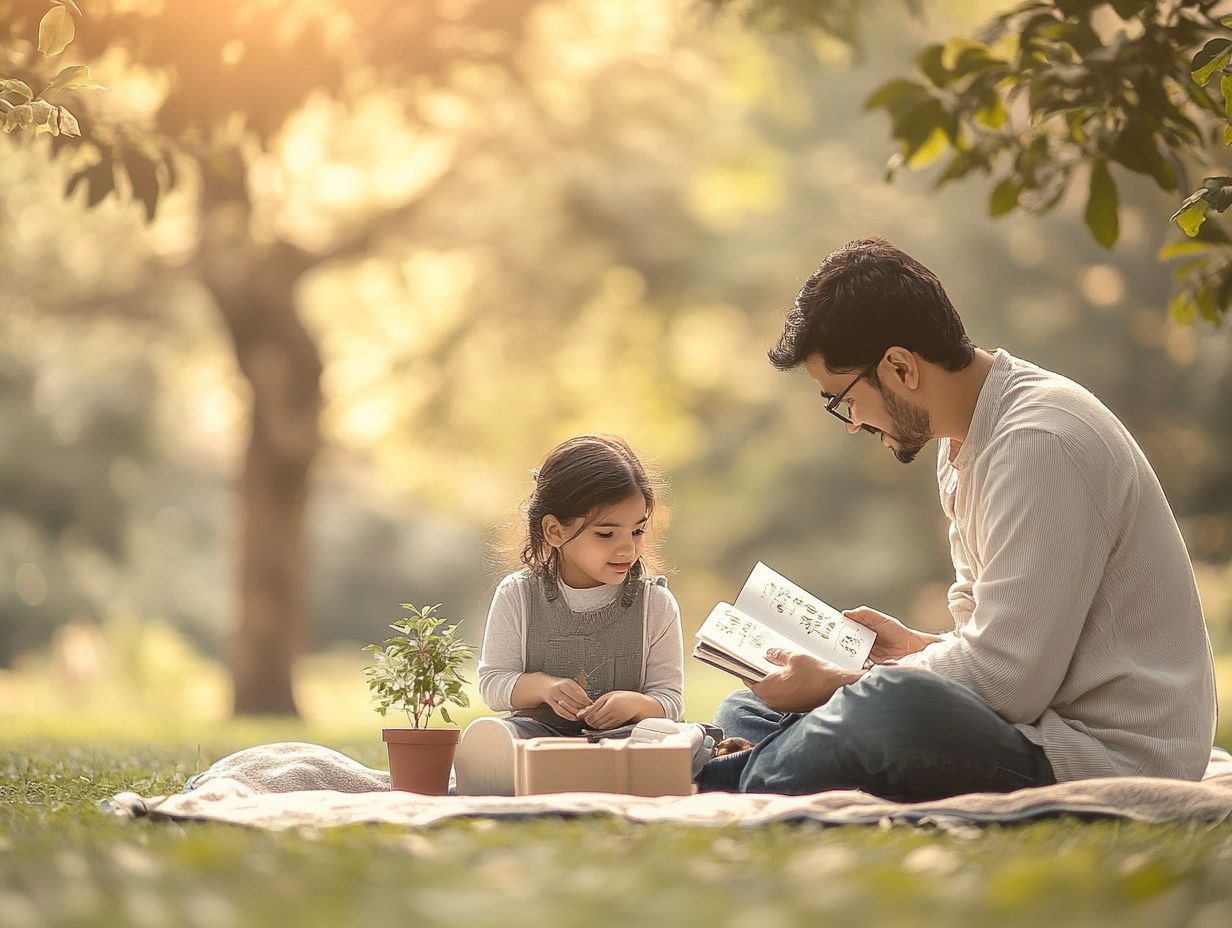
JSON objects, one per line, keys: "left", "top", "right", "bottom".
{"left": 100, "top": 741, "right": 1232, "bottom": 830}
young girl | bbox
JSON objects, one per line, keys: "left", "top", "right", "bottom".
{"left": 453, "top": 434, "right": 685, "bottom": 795}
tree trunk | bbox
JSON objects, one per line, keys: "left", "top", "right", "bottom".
{"left": 198, "top": 150, "right": 322, "bottom": 716}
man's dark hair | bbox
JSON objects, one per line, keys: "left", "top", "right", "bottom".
{"left": 768, "top": 237, "right": 975, "bottom": 375}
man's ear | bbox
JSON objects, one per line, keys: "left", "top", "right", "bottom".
{"left": 883, "top": 347, "right": 920, "bottom": 390}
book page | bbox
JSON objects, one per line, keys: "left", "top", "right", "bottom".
{"left": 695, "top": 603, "right": 803, "bottom": 679}
{"left": 732, "top": 562, "right": 874, "bottom": 671}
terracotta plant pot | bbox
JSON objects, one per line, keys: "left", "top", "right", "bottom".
{"left": 382, "top": 728, "right": 461, "bottom": 794}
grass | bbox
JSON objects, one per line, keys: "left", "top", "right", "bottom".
{"left": 4, "top": 721, "right": 1232, "bottom": 928}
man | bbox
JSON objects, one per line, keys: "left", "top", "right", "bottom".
{"left": 697, "top": 237, "right": 1216, "bottom": 799}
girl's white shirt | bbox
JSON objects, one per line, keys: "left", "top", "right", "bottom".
{"left": 476, "top": 570, "right": 685, "bottom": 721}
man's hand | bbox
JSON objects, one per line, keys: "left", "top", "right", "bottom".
{"left": 576, "top": 691, "right": 657, "bottom": 730}
{"left": 749, "top": 649, "right": 861, "bottom": 713}
{"left": 844, "top": 605, "right": 945, "bottom": 664}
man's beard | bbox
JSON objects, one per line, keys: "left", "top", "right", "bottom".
{"left": 879, "top": 387, "right": 931, "bottom": 465}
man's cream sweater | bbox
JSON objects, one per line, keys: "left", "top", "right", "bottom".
{"left": 896, "top": 350, "right": 1216, "bottom": 781}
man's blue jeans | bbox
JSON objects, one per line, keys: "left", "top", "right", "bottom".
{"left": 697, "top": 666, "right": 1056, "bottom": 800}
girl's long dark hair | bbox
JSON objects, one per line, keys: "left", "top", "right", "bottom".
{"left": 519, "top": 435, "right": 666, "bottom": 579}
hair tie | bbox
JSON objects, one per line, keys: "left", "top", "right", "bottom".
{"left": 530, "top": 468, "right": 541, "bottom": 483}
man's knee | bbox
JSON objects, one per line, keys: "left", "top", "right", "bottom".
{"left": 714, "top": 688, "right": 766, "bottom": 732}
{"left": 820, "top": 666, "right": 971, "bottom": 737}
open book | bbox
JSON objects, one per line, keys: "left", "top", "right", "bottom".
{"left": 692, "top": 562, "right": 876, "bottom": 681}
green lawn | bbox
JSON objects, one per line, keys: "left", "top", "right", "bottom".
{"left": 3, "top": 722, "right": 1232, "bottom": 928}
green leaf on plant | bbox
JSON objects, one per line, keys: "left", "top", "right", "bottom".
{"left": 41, "top": 65, "right": 107, "bottom": 97}
{"left": 906, "top": 126, "right": 948, "bottom": 168}
{"left": 975, "top": 97, "right": 1007, "bottom": 130}
{"left": 916, "top": 44, "right": 949, "bottom": 87}
{"left": 1110, "top": 0, "right": 1145, "bottom": 18}
{"left": 1158, "top": 240, "right": 1212, "bottom": 261}
{"left": 122, "top": 148, "right": 160, "bottom": 221}
{"left": 0, "top": 79, "right": 34, "bottom": 104}
{"left": 1168, "top": 291, "right": 1196, "bottom": 324}
{"left": 1191, "top": 38, "right": 1232, "bottom": 88}
{"left": 989, "top": 177, "right": 1020, "bottom": 217}
{"left": 1085, "top": 160, "right": 1118, "bottom": 248}
{"left": 864, "top": 78, "right": 925, "bottom": 112}
{"left": 1172, "top": 199, "right": 1209, "bottom": 237}
{"left": 38, "top": 5, "right": 75, "bottom": 56}
{"left": 29, "top": 99, "right": 59, "bottom": 136}
{"left": 4, "top": 103, "right": 33, "bottom": 132}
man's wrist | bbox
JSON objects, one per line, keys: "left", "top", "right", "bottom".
{"left": 837, "top": 667, "right": 864, "bottom": 693}
{"left": 910, "top": 631, "right": 946, "bottom": 652}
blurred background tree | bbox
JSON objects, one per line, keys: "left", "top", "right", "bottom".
{"left": 848, "top": 0, "right": 1232, "bottom": 323}
{"left": 1, "top": 0, "right": 1229, "bottom": 725}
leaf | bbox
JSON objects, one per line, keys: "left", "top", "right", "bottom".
{"left": 0, "top": 79, "right": 33, "bottom": 104}
{"left": 41, "top": 65, "right": 107, "bottom": 97}
{"left": 1084, "top": 160, "right": 1118, "bottom": 248}
{"left": 1054, "top": 0, "right": 1103, "bottom": 14}
{"left": 1191, "top": 38, "right": 1232, "bottom": 88}
{"left": 52, "top": 104, "right": 77, "bottom": 136}
{"left": 1109, "top": 0, "right": 1145, "bottom": 17}
{"left": 975, "top": 96, "right": 1007, "bottom": 130}
{"left": 989, "top": 177, "right": 1020, "bottom": 217}
{"left": 864, "top": 78, "right": 925, "bottom": 112}
{"left": 1196, "top": 284, "right": 1219, "bottom": 323}
{"left": 1109, "top": 122, "right": 1176, "bottom": 191}
{"left": 29, "top": 99, "right": 59, "bottom": 136}
{"left": 66, "top": 158, "right": 114, "bottom": 209}
{"left": 917, "top": 44, "right": 950, "bottom": 87}
{"left": 906, "top": 126, "right": 948, "bottom": 168}
{"left": 1169, "top": 290, "right": 1196, "bottom": 324}
{"left": 1158, "top": 240, "right": 1212, "bottom": 261}
{"left": 5, "top": 103, "right": 33, "bottom": 131}
{"left": 38, "top": 5, "right": 75, "bottom": 56}
{"left": 1172, "top": 199, "right": 1210, "bottom": 238}
{"left": 892, "top": 98, "right": 948, "bottom": 159}
{"left": 122, "top": 147, "right": 160, "bottom": 221}
{"left": 1221, "top": 74, "right": 1232, "bottom": 121}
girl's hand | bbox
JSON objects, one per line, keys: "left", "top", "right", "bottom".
{"left": 843, "top": 606, "right": 944, "bottom": 664}
{"left": 576, "top": 691, "right": 650, "bottom": 730}
{"left": 542, "top": 676, "right": 593, "bottom": 721}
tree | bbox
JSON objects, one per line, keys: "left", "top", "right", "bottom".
{"left": 1, "top": 0, "right": 544, "bottom": 714}
{"left": 1, "top": 1, "right": 105, "bottom": 140}
{"left": 723, "top": 0, "right": 1232, "bottom": 326}
{"left": 868, "top": 0, "right": 1232, "bottom": 325}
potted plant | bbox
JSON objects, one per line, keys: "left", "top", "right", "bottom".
{"left": 362, "top": 603, "right": 475, "bottom": 794}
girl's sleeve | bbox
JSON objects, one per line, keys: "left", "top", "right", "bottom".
{"left": 476, "top": 575, "right": 527, "bottom": 712}
{"left": 641, "top": 583, "right": 685, "bottom": 721}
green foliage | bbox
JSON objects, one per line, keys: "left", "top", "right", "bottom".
{"left": 857, "top": 0, "right": 1232, "bottom": 325}
{"left": 704, "top": 0, "right": 922, "bottom": 47}
{"left": 361, "top": 604, "right": 475, "bottom": 729}
{"left": 1, "top": 1, "right": 100, "bottom": 139}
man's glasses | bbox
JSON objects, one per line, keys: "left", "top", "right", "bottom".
{"left": 820, "top": 359, "right": 880, "bottom": 430}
